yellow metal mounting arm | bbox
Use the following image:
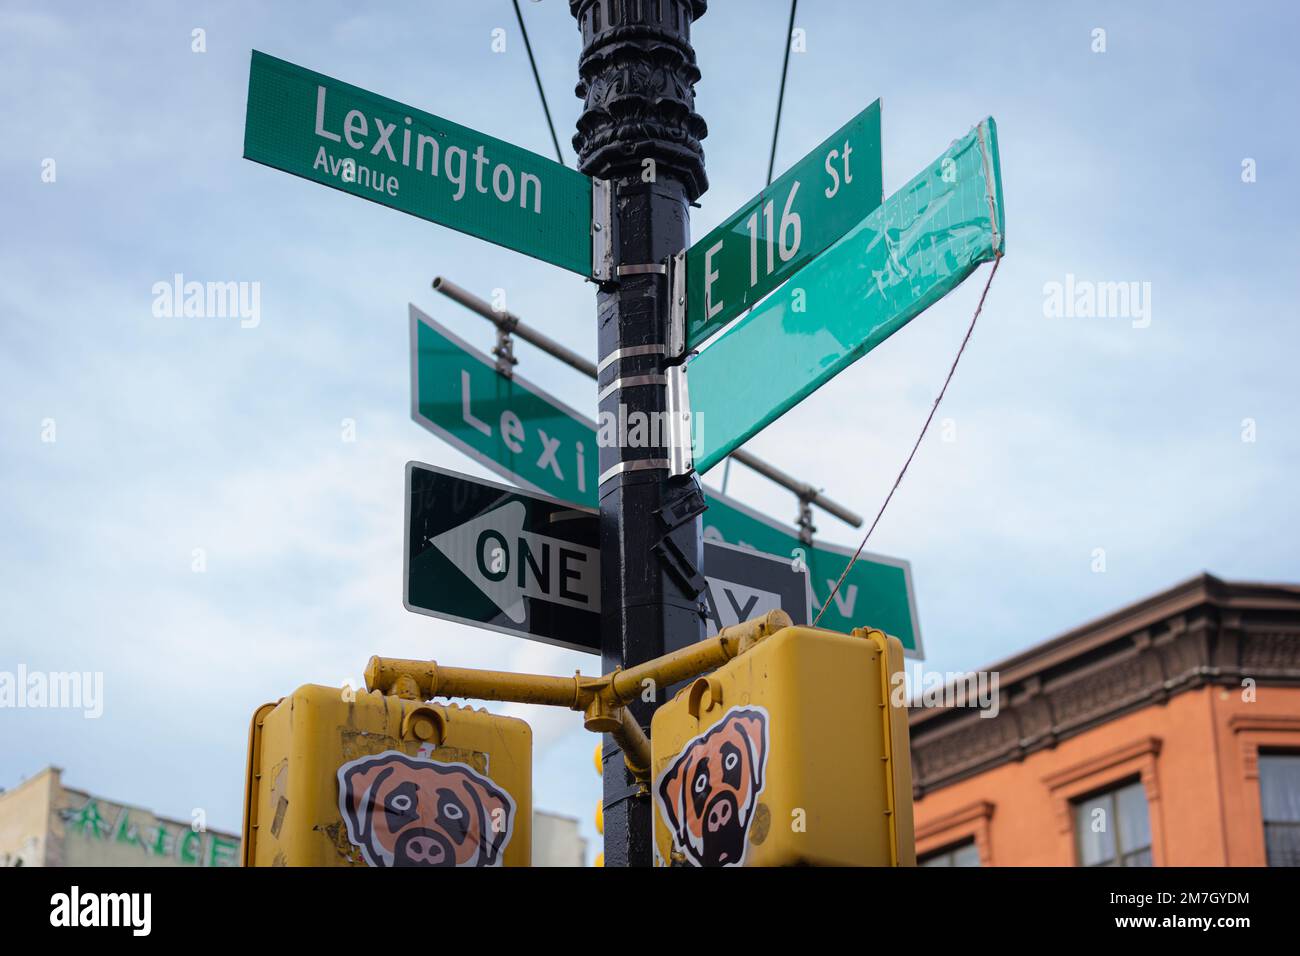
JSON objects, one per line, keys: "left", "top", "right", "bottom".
{"left": 363, "top": 609, "right": 792, "bottom": 785}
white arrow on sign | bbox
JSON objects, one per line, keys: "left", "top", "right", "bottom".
{"left": 432, "top": 500, "right": 600, "bottom": 623}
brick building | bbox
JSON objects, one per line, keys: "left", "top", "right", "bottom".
{"left": 909, "top": 574, "right": 1300, "bottom": 866}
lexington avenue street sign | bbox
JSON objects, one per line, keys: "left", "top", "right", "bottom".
{"left": 688, "top": 117, "right": 1005, "bottom": 473}
{"left": 409, "top": 305, "right": 921, "bottom": 654}
{"left": 406, "top": 464, "right": 811, "bottom": 652}
{"left": 686, "top": 100, "right": 882, "bottom": 349}
{"left": 243, "top": 51, "right": 593, "bottom": 275}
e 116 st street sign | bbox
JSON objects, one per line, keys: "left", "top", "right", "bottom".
{"left": 689, "top": 117, "right": 1005, "bottom": 474}
{"left": 685, "top": 101, "right": 882, "bottom": 350}
{"left": 243, "top": 51, "right": 593, "bottom": 275}
{"left": 409, "top": 305, "right": 921, "bottom": 654}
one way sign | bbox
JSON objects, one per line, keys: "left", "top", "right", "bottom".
{"left": 405, "top": 462, "right": 811, "bottom": 653}
{"left": 405, "top": 462, "right": 602, "bottom": 652}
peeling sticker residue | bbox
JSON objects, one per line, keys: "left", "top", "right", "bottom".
{"left": 269, "top": 761, "right": 289, "bottom": 839}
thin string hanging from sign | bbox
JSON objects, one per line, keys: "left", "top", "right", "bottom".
{"left": 812, "top": 253, "right": 1003, "bottom": 628}
{"left": 512, "top": 0, "right": 566, "bottom": 166}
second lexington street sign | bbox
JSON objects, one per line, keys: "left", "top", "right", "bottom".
{"left": 409, "top": 305, "right": 922, "bottom": 655}
{"left": 685, "top": 100, "right": 882, "bottom": 349}
{"left": 243, "top": 51, "right": 593, "bottom": 275}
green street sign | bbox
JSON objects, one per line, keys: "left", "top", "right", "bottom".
{"left": 685, "top": 101, "right": 882, "bottom": 350}
{"left": 409, "top": 305, "right": 922, "bottom": 654}
{"left": 410, "top": 304, "right": 595, "bottom": 505}
{"left": 689, "top": 117, "right": 1005, "bottom": 474}
{"left": 244, "top": 51, "right": 593, "bottom": 275}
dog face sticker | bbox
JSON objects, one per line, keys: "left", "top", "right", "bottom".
{"left": 337, "top": 751, "right": 515, "bottom": 867}
{"left": 655, "top": 706, "right": 769, "bottom": 867}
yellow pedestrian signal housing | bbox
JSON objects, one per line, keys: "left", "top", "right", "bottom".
{"left": 242, "top": 684, "right": 531, "bottom": 867}
{"left": 650, "top": 625, "right": 915, "bottom": 867}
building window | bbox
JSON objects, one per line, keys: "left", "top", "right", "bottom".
{"left": 1259, "top": 753, "right": 1300, "bottom": 867}
{"left": 1073, "top": 779, "right": 1152, "bottom": 867}
{"left": 919, "top": 839, "right": 981, "bottom": 867}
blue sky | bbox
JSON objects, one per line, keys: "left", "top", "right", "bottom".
{"left": 2, "top": 1, "right": 1297, "bottom": 863}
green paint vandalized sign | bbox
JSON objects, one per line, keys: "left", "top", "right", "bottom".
{"left": 243, "top": 51, "right": 593, "bottom": 274}
{"left": 689, "top": 117, "right": 1005, "bottom": 473}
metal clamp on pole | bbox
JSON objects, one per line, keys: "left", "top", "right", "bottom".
{"left": 591, "top": 178, "right": 614, "bottom": 282}
{"left": 666, "top": 363, "right": 693, "bottom": 478}
{"left": 667, "top": 249, "right": 688, "bottom": 362}
{"left": 493, "top": 311, "right": 519, "bottom": 378}
{"left": 797, "top": 491, "right": 817, "bottom": 546}
{"left": 614, "top": 263, "right": 668, "bottom": 277}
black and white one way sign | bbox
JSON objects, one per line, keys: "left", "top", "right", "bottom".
{"left": 405, "top": 462, "right": 810, "bottom": 653}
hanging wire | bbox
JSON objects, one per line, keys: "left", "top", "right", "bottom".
{"left": 813, "top": 255, "right": 1004, "bottom": 627}
{"left": 512, "top": 0, "right": 566, "bottom": 165}
{"left": 765, "top": 0, "right": 799, "bottom": 186}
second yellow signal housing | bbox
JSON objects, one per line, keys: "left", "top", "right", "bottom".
{"left": 650, "top": 625, "right": 915, "bottom": 867}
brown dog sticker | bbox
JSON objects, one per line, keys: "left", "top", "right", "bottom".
{"left": 337, "top": 751, "right": 515, "bottom": 867}
{"left": 655, "top": 706, "right": 769, "bottom": 867}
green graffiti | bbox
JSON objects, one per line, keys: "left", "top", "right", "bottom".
{"left": 178, "top": 828, "right": 203, "bottom": 865}
{"left": 62, "top": 798, "right": 112, "bottom": 840}
{"left": 207, "top": 833, "right": 240, "bottom": 867}
{"left": 113, "top": 810, "right": 146, "bottom": 850}
{"left": 149, "top": 824, "right": 174, "bottom": 857}
{"left": 60, "top": 795, "right": 238, "bottom": 866}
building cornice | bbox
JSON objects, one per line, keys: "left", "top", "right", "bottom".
{"left": 909, "top": 575, "right": 1300, "bottom": 798}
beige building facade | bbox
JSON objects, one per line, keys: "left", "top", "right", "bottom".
{"left": 0, "top": 767, "right": 240, "bottom": 867}
{"left": 3, "top": 766, "right": 589, "bottom": 866}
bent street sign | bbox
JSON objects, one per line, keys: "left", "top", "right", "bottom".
{"left": 688, "top": 117, "right": 1005, "bottom": 474}
{"left": 244, "top": 51, "right": 593, "bottom": 274}
{"left": 686, "top": 100, "right": 883, "bottom": 349}
{"left": 409, "top": 305, "right": 922, "bottom": 654}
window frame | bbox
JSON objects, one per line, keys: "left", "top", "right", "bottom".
{"left": 918, "top": 838, "right": 982, "bottom": 867}
{"left": 1230, "top": 714, "right": 1300, "bottom": 866}
{"left": 1040, "top": 736, "right": 1165, "bottom": 867}
{"left": 1070, "top": 777, "right": 1153, "bottom": 867}
{"left": 1256, "top": 749, "right": 1300, "bottom": 867}
{"left": 913, "top": 800, "right": 994, "bottom": 865}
